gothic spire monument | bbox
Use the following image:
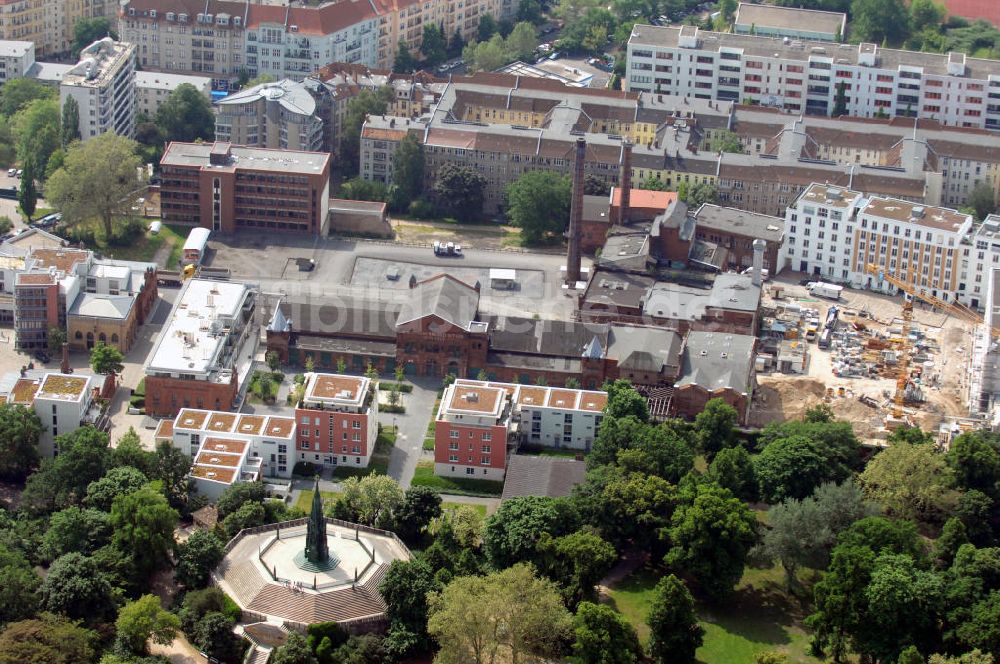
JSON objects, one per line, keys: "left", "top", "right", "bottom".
{"left": 305, "top": 477, "right": 330, "bottom": 565}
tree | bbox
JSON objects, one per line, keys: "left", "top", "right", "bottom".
{"left": 72, "top": 17, "right": 115, "bottom": 56}
{"left": 110, "top": 485, "right": 179, "bottom": 577}
{"left": 433, "top": 164, "right": 487, "bottom": 222}
{"left": 151, "top": 440, "right": 192, "bottom": 509}
{"left": 394, "top": 40, "right": 418, "bottom": 73}
{"left": 517, "top": 0, "right": 543, "bottom": 23}
{"left": 935, "top": 517, "right": 969, "bottom": 570}
{"left": 505, "top": 170, "right": 571, "bottom": 244}
{"left": 478, "top": 14, "right": 499, "bottom": 41}
{"left": 21, "top": 427, "right": 110, "bottom": 513}
{"left": 392, "top": 132, "right": 424, "bottom": 207}
{"left": 948, "top": 431, "right": 1000, "bottom": 496}
{"left": 572, "top": 601, "right": 643, "bottom": 664}
{"left": 380, "top": 558, "right": 441, "bottom": 655}
{"left": 47, "top": 133, "right": 142, "bottom": 239}
{"left": 665, "top": 482, "right": 758, "bottom": 600}
{"left": 391, "top": 486, "right": 442, "bottom": 543}
{"left": 427, "top": 563, "right": 573, "bottom": 663}
{"left": 272, "top": 633, "right": 317, "bottom": 664}
{"left": 41, "top": 507, "right": 110, "bottom": 562}
{"left": 216, "top": 480, "right": 267, "bottom": 518}
{"left": 61, "top": 96, "right": 80, "bottom": 147}
{"left": 850, "top": 0, "right": 910, "bottom": 45}
{"left": 155, "top": 84, "right": 215, "bottom": 143}
{"left": 12, "top": 99, "right": 60, "bottom": 177}
{"left": 0, "top": 403, "right": 42, "bottom": 481}
{"left": 505, "top": 21, "right": 537, "bottom": 61}
{"left": 831, "top": 81, "right": 849, "bottom": 118}
{"left": 860, "top": 442, "right": 958, "bottom": 522}
{"left": 584, "top": 174, "right": 610, "bottom": 196}
{"left": 40, "top": 552, "right": 115, "bottom": 621}
{"left": 483, "top": 495, "right": 578, "bottom": 568}
{"left": 463, "top": 34, "right": 509, "bottom": 72}
{"left": 115, "top": 594, "right": 180, "bottom": 656}
{"left": 605, "top": 380, "right": 649, "bottom": 421}
{"left": 754, "top": 435, "right": 831, "bottom": 503}
{"left": 331, "top": 475, "right": 404, "bottom": 528}
{"left": 694, "top": 398, "right": 737, "bottom": 460}
{"left": 175, "top": 529, "right": 224, "bottom": 590}
{"left": 222, "top": 500, "right": 265, "bottom": 538}
{"left": 265, "top": 350, "right": 281, "bottom": 372}
{"left": 910, "top": 0, "right": 946, "bottom": 31}
{"left": 709, "top": 130, "right": 743, "bottom": 153}
{"left": 647, "top": 574, "right": 704, "bottom": 664}
{"left": 684, "top": 181, "right": 718, "bottom": 207}
{"left": 339, "top": 87, "right": 392, "bottom": 175}
{"left": 89, "top": 341, "right": 124, "bottom": 375}
{"left": 536, "top": 530, "right": 616, "bottom": 606}
{"left": 0, "top": 543, "right": 41, "bottom": 625}
{"left": 707, "top": 445, "right": 757, "bottom": 502}
{"left": 642, "top": 176, "right": 667, "bottom": 191}
{"left": 47, "top": 325, "right": 66, "bottom": 355}
{"left": 192, "top": 612, "right": 242, "bottom": 664}
{"left": 969, "top": 182, "right": 998, "bottom": 221}
{"left": 421, "top": 24, "right": 447, "bottom": 66}
{"left": 0, "top": 614, "right": 98, "bottom": 664}
{"left": 0, "top": 78, "right": 54, "bottom": 117}
{"left": 17, "top": 157, "right": 36, "bottom": 221}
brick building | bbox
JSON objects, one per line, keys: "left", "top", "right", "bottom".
{"left": 673, "top": 331, "right": 757, "bottom": 424}
{"left": 434, "top": 382, "right": 512, "bottom": 481}
{"left": 160, "top": 142, "right": 331, "bottom": 235}
{"left": 144, "top": 279, "right": 258, "bottom": 417}
{"left": 294, "top": 372, "right": 379, "bottom": 469}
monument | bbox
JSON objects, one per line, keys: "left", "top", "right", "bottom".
{"left": 294, "top": 477, "right": 339, "bottom": 572}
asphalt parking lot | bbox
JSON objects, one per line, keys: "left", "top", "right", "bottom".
{"left": 351, "top": 256, "right": 546, "bottom": 299}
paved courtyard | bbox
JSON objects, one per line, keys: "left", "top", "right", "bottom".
{"left": 351, "top": 256, "right": 546, "bottom": 299}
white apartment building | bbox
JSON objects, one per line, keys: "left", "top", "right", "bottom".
{"left": 452, "top": 379, "right": 608, "bottom": 450}
{"left": 0, "top": 41, "right": 35, "bottom": 84}
{"left": 60, "top": 38, "right": 136, "bottom": 139}
{"left": 135, "top": 70, "right": 212, "bottom": 118}
{"left": 160, "top": 408, "right": 297, "bottom": 483}
{"left": 215, "top": 79, "right": 323, "bottom": 151}
{"left": 785, "top": 183, "right": 977, "bottom": 305}
{"left": 626, "top": 24, "right": 1000, "bottom": 130}
{"left": 0, "top": 371, "right": 108, "bottom": 457}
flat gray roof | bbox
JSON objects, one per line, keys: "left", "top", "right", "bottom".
{"left": 733, "top": 3, "right": 845, "bottom": 36}
{"left": 629, "top": 24, "right": 1000, "bottom": 80}
{"left": 161, "top": 142, "right": 329, "bottom": 174}
{"left": 694, "top": 203, "right": 784, "bottom": 243}
{"left": 676, "top": 331, "right": 755, "bottom": 394}
{"left": 0, "top": 40, "right": 32, "bottom": 57}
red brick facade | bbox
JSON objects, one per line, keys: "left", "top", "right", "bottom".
{"left": 145, "top": 374, "right": 239, "bottom": 417}
{"left": 396, "top": 318, "right": 489, "bottom": 378}
{"left": 434, "top": 421, "right": 508, "bottom": 479}
{"left": 295, "top": 406, "right": 374, "bottom": 467}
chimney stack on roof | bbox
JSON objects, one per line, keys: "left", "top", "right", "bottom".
{"left": 752, "top": 239, "right": 766, "bottom": 287}
{"left": 566, "top": 137, "right": 586, "bottom": 285}
{"left": 617, "top": 141, "right": 633, "bottom": 226}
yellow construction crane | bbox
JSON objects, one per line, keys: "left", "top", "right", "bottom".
{"left": 864, "top": 263, "right": 995, "bottom": 333}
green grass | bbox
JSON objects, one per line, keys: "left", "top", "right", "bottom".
{"left": 605, "top": 565, "right": 820, "bottom": 664}
{"left": 441, "top": 502, "right": 487, "bottom": 517}
{"left": 518, "top": 447, "right": 582, "bottom": 459}
{"left": 411, "top": 460, "right": 503, "bottom": 497}
{"left": 424, "top": 396, "right": 442, "bottom": 450}
{"left": 294, "top": 489, "right": 341, "bottom": 512}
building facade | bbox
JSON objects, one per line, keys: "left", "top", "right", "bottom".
{"left": 60, "top": 38, "right": 136, "bottom": 140}
{"left": 135, "top": 70, "right": 212, "bottom": 118}
{"left": 143, "top": 279, "right": 258, "bottom": 417}
{"left": 160, "top": 142, "right": 331, "bottom": 234}
{"left": 434, "top": 382, "right": 511, "bottom": 481}
{"left": 732, "top": 3, "right": 846, "bottom": 42}
{"left": 0, "top": 40, "right": 34, "bottom": 84}
{"left": 294, "top": 372, "right": 379, "bottom": 469}
{"left": 215, "top": 79, "right": 324, "bottom": 152}
{"left": 626, "top": 24, "right": 1000, "bottom": 130}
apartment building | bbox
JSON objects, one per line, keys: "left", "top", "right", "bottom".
{"left": 0, "top": 40, "right": 33, "bottom": 83}
{"left": 434, "top": 382, "right": 512, "bottom": 480}
{"left": 0, "top": 370, "right": 112, "bottom": 457}
{"left": 60, "top": 38, "right": 136, "bottom": 139}
{"left": 0, "top": 0, "right": 45, "bottom": 52}
{"left": 294, "top": 372, "right": 379, "bottom": 469}
{"left": 0, "top": 232, "right": 158, "bottom": 352}
{"left": 160, "top": 408, "right": 297, "bottom": 488}
{"left": 784, "top": 183, "right": 976, "bottom": 304}
{"left": 454, "top": 379, "right": 607, "bottom": 450}
{"left": 215, "top": 79, "right": 323, "bottom": 151}
{"left": 732, "top": 3, "right": 845, "bottom": 42}
{"left": 626, "top": 24, "right": 1000, "bottom": 130}
{"left": 159, "top": 142, "right": 331, "bottom": 234}
{"left": 143, "top": 278, "right": 258, "bottom": 417}
{"left": 135, "top": 70, "right": 212, "bottom": 118}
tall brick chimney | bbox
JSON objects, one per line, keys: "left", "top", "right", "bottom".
{"left": 60, "top": 342, "right": 70, "bottom": 374}
{"left": 618, "top": 141, "right": 633, "bottom": 225}
{"left": 566, "top": 137, "right": 586, "bottom": 285}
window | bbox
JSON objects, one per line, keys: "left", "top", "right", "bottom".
{"left": 481, "top": 455, "right": 490, "bottom": 465}
{"left": 449, "top": 430, "right": 458, "bottom": 438}
{"left": 482, "top": 432, "right": 491, "bottom": 441}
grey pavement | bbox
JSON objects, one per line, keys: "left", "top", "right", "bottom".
{"left": 381, "top": 377, "right": 439, "bottom": 489}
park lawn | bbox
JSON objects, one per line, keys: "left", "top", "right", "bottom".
{"left": 411, "top": 460, "right": 503, "bottom": 497}
{"left": 441, "top": 502, "right": 487, "bottom": 517}
{"left": 605, "top": 564, "right": 820, "bottom": 664}
{"left": 294, "top": 489, "right": 341, "bottom": 513}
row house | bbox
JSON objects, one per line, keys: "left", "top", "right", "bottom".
{"left": 626, "top": 24, "right": 1000, "bottom": 130}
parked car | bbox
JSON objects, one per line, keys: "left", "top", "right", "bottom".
{"left": 15, "top": 169, "right": 22, "bottom": 178}
{"left": 6, "top": 168, "right": 14, "bottom": 177}
{"left": 33, "top": 350, "right": 50, "bottom": 363}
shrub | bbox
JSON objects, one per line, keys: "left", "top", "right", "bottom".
{"left": 293, "top": 461, "right": 319, "bottom": 477}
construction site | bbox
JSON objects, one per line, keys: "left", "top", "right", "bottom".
{"left": 750, "top": 273, "right": 980, "bottom": 446}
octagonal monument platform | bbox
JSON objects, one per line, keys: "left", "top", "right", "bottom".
{"left": 214, "top": 517, "right": 411, "bottom": 626}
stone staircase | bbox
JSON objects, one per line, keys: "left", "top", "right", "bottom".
{"left": 244, "top": 645, "right": 270, "bottom": 664}
{"left": 225, "top": 560, "right": 268, "bottom": 608}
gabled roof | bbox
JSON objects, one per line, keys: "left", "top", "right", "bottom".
{"left": 501, "top": 455, "right": 587, "bottom": 500}
{"left": 268, "top": 303, "right": 290, "bottom": 333}
{"left": 396, "top": 275, "right": 481, "bottom": 331}
{"left": 606, "top": 325, "right": 682, "bottom": 373}
{"left": 676, "top": 331, "right": 755, "bottom": 394}
{"left": 583, "top": 336, "right": 604, "bottom": 359}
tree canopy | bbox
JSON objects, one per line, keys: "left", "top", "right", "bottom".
{"left": 505, "top": 170, "right": 571, "bottom": 244}
{"left": 156, "top": 84, "right": 215, "bottom": 143}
